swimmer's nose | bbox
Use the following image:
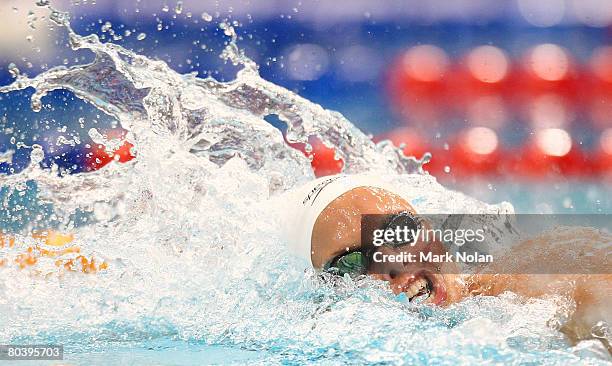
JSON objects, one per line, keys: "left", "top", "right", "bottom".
{"left": 368, "top": 246, "right": 433, "bottom": 294}
{"left": 374, "top": 271, "right": 420, "bottom": 295}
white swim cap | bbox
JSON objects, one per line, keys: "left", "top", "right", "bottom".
{"left": 280, "top": 174, "right": 396, "bottom": 267}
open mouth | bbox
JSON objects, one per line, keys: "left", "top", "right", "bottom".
{"left": 404, "top": 276, "right": 433, "bottom": 303}
{"left": 401, "top": 271, "right": 446, "bottom": 305}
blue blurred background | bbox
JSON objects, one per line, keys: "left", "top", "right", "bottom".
{"left": 0, "top": 0, "right": 611, "bottom": 213}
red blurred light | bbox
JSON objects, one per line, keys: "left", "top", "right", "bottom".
{"left": 85, "top": 141, "right": 135, "bottom": 171}
{"left": 528, "top": 94, "right": 572, "bottom": 128}
{"left": 467, "top": 46, "right": 509, "bottom": 84}
{"left": 308, "top": 142, "right": 344, "bottom": 177}
{"left": 402, "top": 45, "right": 449, "bottom": 82}
{"left": 464, "top": 127, "right": 499, "bottom": 155}
{"left": 466, "top": 96, "right": 508, "bottom": 128}
{"left": 374, "top": 129, "right": 454, "bottom": 177}
{"left": 595, "top": 128, "right": 612, "bottom": 178}
{"left": 508, "top": 129, "right": 591, "bottom": 178}
{"left": 449, "top": 127, "right": 502, "bottom": 178}
{"left": 601, "top": 128, "right": 612, "bottom": 155}
{"left": 287, "top": 139, "right": 344, "bottom": 177}
{"left": 387, "top": 46, "right": 450, "bottom": 127}
{"left": 375, "top": 127, "right": 428, "bottom": 157}
{"left": 535, "top": 128, "right": 572, "bottom": 157}
{"left": 590, "top": 46, "right": 612, "bottom": 83}
{"left": 84, "top": 129, "right": 135, "bottom": 171}
{"left": 529, "top": 44, "right": 569, "bottom": 81}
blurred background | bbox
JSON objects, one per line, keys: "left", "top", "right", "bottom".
{"left": 0, "top": 0, "right": 611, "bottom": 213}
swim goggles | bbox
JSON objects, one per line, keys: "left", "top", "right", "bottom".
{"left": 323, "top": 211, "right": 422, "bottom": 277}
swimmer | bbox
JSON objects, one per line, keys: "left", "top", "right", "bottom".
{"left": 282, "top": 175, "right": 611, "bottom": 350}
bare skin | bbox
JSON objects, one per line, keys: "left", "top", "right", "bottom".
{"left": 310, "top": 186, "right": 611, "bottom": 349}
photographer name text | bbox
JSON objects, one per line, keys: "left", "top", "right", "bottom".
{"left": 373, "top": 251, "right": 493, "bottom": 264}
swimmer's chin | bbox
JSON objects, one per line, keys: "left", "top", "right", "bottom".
{"left": 367, "top": 270, "right": 455, "bottom": 306}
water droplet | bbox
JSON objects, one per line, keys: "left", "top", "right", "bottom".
{"left": 444, "top": 166, "right": 451, "bottom": 173}
{"left": 0, "top": 150, "right": 14, "bottom": 164}
{"left": 49, "top": 10, "right": 69, "bottom": 26}
{"left": 101, "top": 21, "right": 112, "bottom": 32}
{"left": 32, "top": 102, "right": 42, "bottom": 112}
{"left": 201, "top": 12, "right": 212, "bottom": 22}
{"left": 8, "top": 63, "right": 20, "bottom": 78}
{"left": 162, "top": 4, "right": 169, "bottom": 12}
{"left": 136, "top": 32, "right": 147, "bottom": 41}
{"left": 27, "top": 11, "right": 38, "bottom": 29}
{"left": 30, "top": 145, "right": 45, "bottom": 165}
{"left": 88, "top": 128, "right": 105, "bottom": 144}
{"left": 35, "top": 0, "right": 50, "bottom": 6}
{"left": 175, "top": 1, "right": 183, "bottom": 14}
{"left": 333, "top": 150, "right": 342, "bottom": 161}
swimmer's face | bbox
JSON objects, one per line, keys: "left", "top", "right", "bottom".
{"left": 311, "top": 186, "right": 461, "bottom": 305}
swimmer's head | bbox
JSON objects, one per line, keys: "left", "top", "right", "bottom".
{"left": 283, "top": 176, "right": 461, "bottom": 305}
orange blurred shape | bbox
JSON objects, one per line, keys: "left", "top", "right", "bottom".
{"left": 15, "top": 247, "right": 37, "bottom": 269}
{"left": 56, "top": 255, "right": 108, "bottom": 274}
{"left": 0, "top": 233, "right": 16, "bottom": 248}
{"left": 31, "top": 230, "right": 79, "bottom": 257}
{"left": 0, "top": 230, "right": 108, "bottom": 273}
{"left": 0, "top": 233, "right": 13, "bottom": 267}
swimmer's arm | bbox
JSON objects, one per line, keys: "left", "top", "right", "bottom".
{"left": 472, "top": 228, "right": 611, "bottom": 349}
{"left": 470, "top": 273, "right": 611, "bottom": 352}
